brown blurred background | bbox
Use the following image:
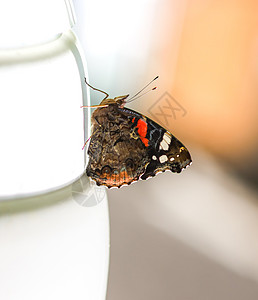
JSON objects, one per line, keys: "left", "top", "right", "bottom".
{"left": 74, "top": 0, "right": 258, "bottom": 299}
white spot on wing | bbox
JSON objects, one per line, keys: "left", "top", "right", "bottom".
{"left": 159, "top": 155, "right": 168, "bottom": 163}
{"left": 152, "top": 155, "right": 157, "bottom": 160}
{"left": 159, "top": 132, "right": 171, "bottom": 151}
{"left": 159, "top": 139, "right": 169, "bottom": 151}
{"left": 170, "top": 157, "right": 175, "bottom": 161}
{"left": 163, "top": 132, "right": 172, "bottom": 144}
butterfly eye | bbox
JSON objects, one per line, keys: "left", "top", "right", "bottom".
{"left": 101, "top": 166, "right": 112, "bottom": 176}
{"left": 125, "top": 158, "right": 135, "bottom": 170}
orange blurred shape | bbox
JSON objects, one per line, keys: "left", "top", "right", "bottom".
{"left": 149, "top": 0, "right": 258, "bottom": 163}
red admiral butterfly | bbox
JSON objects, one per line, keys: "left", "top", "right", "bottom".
{"left": 82, "top": 77, "right": 192, "bottom": 188}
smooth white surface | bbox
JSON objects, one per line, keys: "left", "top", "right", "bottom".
{"left": 0, "top": 0, "right": 75, "bottom": 48}
{"left": 0, "top": 2, "right": 110, "bottom": 300}
{"left": 0, "top": 178, "right": 109, "bottom": 300}
{"left": 0, "top": 31, "right": 85, "bottom": 198}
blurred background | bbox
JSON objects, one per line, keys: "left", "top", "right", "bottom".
{"left": 73, "top": 0, "right": 258, "bottom": 299}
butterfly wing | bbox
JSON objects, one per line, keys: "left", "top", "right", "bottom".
{"left": 86, "top": 104, "right": 149, "bottom": 188}
{"left": 119, "top": 107, "right": 192, "bottom": 180}
{"left": 86, "top": 104, "right": 191, "bottom": 188}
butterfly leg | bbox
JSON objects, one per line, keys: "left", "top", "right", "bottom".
{"left": 82, "top": 117, "right": 102, "bottom": 150}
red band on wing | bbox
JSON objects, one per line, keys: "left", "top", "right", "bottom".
{"left": 136, "top": 119, "right": 149, "bottom": 147}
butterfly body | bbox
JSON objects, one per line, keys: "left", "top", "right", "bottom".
{"left": 86, "top": 95, "right": 192, "bottom": 188}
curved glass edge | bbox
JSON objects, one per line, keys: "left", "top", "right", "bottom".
{"left": 0, "top": 30, "right": 90, "bottom": 201}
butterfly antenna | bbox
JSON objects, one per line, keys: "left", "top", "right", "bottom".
{"left": 126, "top": 76, "right": 159, "bottom": 102}
{"left": 85, "top": 77, "right": 109, "bottom": 100}
{"left": 126, "top": 87, "right": 157, "bottom": 103}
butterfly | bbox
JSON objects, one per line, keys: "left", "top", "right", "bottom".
{"left": 82, "top": 77, "right": 192, "bottom": 188}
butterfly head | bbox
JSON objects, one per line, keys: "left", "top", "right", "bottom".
{"left": 100, "top": 94, "right": 129, "bottom": 108}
